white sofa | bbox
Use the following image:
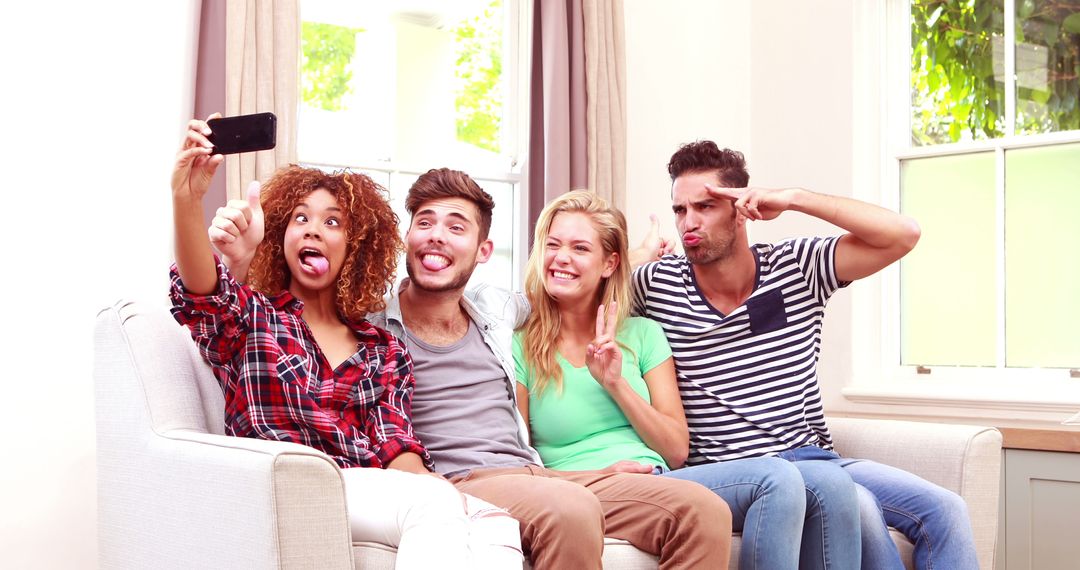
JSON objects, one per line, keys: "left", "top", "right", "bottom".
{"left": 94, "top": 300, "right": 1002, "bottom": 569}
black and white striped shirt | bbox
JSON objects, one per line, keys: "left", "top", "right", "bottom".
{"left": 631, "top": 237, "right": 847, "bottom": 465}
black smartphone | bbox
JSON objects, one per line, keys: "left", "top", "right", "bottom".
{"left": 207, "top": 112, "right": 277, "bottom": 155}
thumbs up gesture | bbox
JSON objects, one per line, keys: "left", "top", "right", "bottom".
{"left": 208, "top": 180, "right": 265, "bottom": 281}
{"left": 642, "top": 214, "right": 675, "bottom": 261}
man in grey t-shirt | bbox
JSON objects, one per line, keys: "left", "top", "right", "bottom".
{"left": 404, "top": 319, "right": 535, "bottom": 475}
{"left": 215, "top": 168, "right": 731, "bottom": 569}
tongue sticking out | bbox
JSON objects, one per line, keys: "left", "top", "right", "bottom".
{"left": 421, "top": 254, "right": 450, "bottom": 271}
{"left": 302, "top": 254, "right": 330, "bottom": 276}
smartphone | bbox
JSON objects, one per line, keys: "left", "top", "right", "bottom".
{"left": 207, "top": 112, "right": 277, "bottom": 155}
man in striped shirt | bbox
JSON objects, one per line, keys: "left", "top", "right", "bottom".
{"left": 631, "top": 140, "right": 978, "bottom": 570}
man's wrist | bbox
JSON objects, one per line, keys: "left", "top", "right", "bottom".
{"left": 630, "top": 243, "right": 664, "bottom": 267}
{"left": 221, "top": 255, "right": 253, "bottom": 281}
{"left": 787, "top": 187, "right": 816, "bottom": 214}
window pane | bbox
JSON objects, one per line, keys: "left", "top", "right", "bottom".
{"left": 467, "top": 180, "right": 515, "bottom": 290}
{"left": 1014, "top": 1, "right": 1080, "bottom": 136}
{"left": 298, "top": 1, "right": 521, "bottom": 294}
{"left": 901, "top": 153, "right": 997, "bottom": 366}
{"left": 299, "top": 12, "right": 395, "bottom": 166}
{"left": 299, "top": 1, "right": 510, "bottom": 169}
{"left": 386, "top": 172, "right": 416, "bottom": 236}
{"left": 911, "top": 0, "right": 1005, "bottom": 146}
{"left": 454, "top": 0, "right": 505, "bottom": 153}
{"left": 1004, "top": 143, "right": 1080, "bottom": 367}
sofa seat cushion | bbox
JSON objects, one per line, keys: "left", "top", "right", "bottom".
{"left": 353, "top": 531, "right": 916, "bottom": 569}
{"left": 352, "top": 537, "right": 660, "bottom": 569}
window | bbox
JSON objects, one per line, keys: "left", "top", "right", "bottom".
{"left": 896, "top": 0, "right": 1080, "bottom": 381}
{"left": 297, "top": 0, "right": 527, "bottom": 290}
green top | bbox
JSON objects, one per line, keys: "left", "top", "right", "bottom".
{"left": 513, "top": 316, "right": 673, "bottom": 470}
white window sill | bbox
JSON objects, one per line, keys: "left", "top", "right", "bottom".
{"left": 842, "top": 384, "right": 1080, "bottom": 413}
{"left": 840, "top": 368, "right": 1080, "bottom": 424}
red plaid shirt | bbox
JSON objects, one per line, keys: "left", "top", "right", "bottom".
{"left": 169, "top": 260, "right": 431, "bottom": 470}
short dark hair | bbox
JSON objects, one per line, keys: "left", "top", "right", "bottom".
{"left": 405, "top": 168, "right": 495, "bottom": 240}
{"left": 667, "top": 140, "right": 750, "bottom": 188}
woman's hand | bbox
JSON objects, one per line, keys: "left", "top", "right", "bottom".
{"left": 171, "top": 113, "right": 225, "bottom": 296}
{"left": 172, "top": 114, "right": 224, "bottom": 202}
{"left": 586, "top": 302, "right": 623, "bottom": 390}
{"left": 599, "top": 460, "right": 654, "bottom": 474}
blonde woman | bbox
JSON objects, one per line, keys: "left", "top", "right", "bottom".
{"left": 513, "top": 190, "right": 861, "bottom": 570}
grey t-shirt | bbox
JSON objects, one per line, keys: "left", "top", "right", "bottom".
{"left": 405, "top": 321, "right": 535, "bottom": 476}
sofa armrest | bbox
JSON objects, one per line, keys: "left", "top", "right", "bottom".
{"left": 98, "top": 428, "right": 354, "bottom": 570}
{"left": 95, "top": 300, "right": 356, "bottom": 569}
{"left": 827, "top": 416, "right": 1001, "bottom": 570}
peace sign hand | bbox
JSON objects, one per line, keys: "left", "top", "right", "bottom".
{"left": 586, "top": 302, "right": 624, "bottom": 390}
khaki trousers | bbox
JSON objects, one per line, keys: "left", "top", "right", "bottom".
{"left": 450, "top": 464, "right": 731, "bottom": 569}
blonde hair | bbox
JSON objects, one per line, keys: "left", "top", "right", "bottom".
{"left": 520, "top": 190, "right": 631, "bottom": 396}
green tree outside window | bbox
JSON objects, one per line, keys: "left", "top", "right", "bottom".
{"left": 911, "top": 0, "right": 1080, "bottom": 146}
{"left": 302, "top": 22, "right": 363, "bottom": 112}
{"left": 454, "top": 0, "right": 504, "bottom": 153}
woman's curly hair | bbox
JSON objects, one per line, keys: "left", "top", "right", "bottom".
{"left": 247, "top": 165, "right": 403, "bottom": 321}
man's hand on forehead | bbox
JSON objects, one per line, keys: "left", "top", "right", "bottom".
{"left": 705, "top": 184, "right": 800, "bottom": 222}
{"left": 704, "top": 184, "right": 745, "bottom": 202}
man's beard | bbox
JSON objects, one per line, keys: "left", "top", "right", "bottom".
{"left": 405, "top": 254, "right": 475, "bottom": 293}
{"left": 684, "top": 232, "right": 736, "bottom": 265}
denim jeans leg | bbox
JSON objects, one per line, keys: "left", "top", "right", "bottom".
{"left": 839, "top": 459, "right": 979, "bottom": 570}
{"left": 662, "top": 456, "right": 805, "bottom": 570}
{"left": 785, "top": 455, "right": 862, "bottom": 570}
{"left": 849, "top": 481, "right": 905, "bottom": 570}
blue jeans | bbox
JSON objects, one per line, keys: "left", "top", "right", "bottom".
{"left": 778, "top": 446, "right": 979, "bottom": 570}
{"left": 661, "top": 455, "right": 860, "bottom": 570}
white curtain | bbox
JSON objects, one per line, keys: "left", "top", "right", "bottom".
{"left": 583, "top": 0, "right": 627, "bottom": 211}
{"left": 224, "top": 0, "right": 299, "bottom": 200}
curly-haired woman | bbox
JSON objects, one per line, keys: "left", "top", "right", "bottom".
{"left": 168, "top": 114, "right": 520, "bottom": 569}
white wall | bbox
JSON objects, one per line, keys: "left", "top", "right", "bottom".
{"left": 747, "top": 1, "right": 857, "bottom": 412}
{"left": 624, "top": 0, "right": 753, "bottom": 254}
{"left": 624, "top": 0, "right": 858, "bottom": 411}
{"left": 0, "top": 3, "right": 201, "bottom": 567}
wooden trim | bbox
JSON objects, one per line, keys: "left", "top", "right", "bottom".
{"left": 999, "top": 427, "right": 1080, "bottom": 453}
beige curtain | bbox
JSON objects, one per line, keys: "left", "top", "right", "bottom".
{"left": 224, "top": 0, "right": 299, "bottom": 200}
{"left": 196, "top": 0, "right": 226, "bottom": 227}
{"left": 528, "top": 0, "right": 588, "bottom": 236}
{"left": 583, "top": 0, "right": 626, "bottom": 211}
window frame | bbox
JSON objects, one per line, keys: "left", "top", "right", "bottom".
{"left": 845, "top": 0, "right": 1080, "bottom": 419}
{"left": 296, "top": 0, "right": 532, "bottom": 292}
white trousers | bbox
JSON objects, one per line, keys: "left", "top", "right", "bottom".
{"left": 341, "top": 468, "right": 522, "bottom": 569}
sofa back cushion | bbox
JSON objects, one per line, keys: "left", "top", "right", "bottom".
{"left": 95, "top": 300, "right": 226, "bottom": 439}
